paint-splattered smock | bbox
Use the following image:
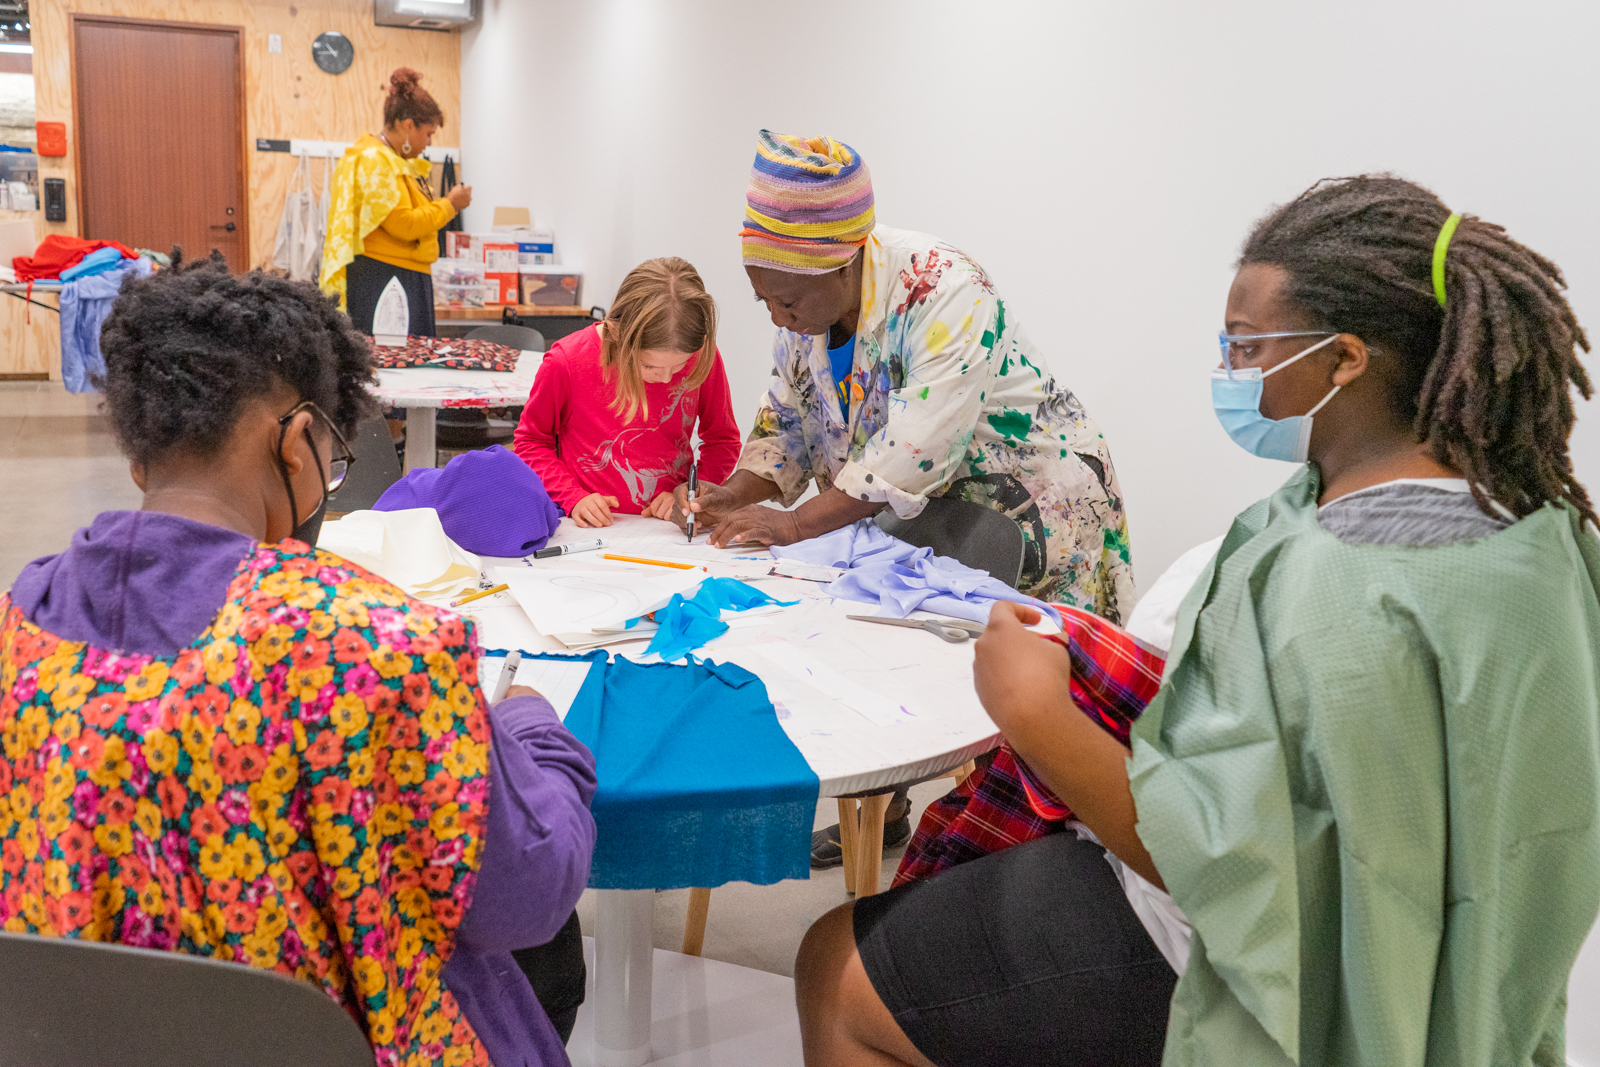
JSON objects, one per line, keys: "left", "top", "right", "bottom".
{"left": 736, "top": 225, "right": 1133, "bottom": 617}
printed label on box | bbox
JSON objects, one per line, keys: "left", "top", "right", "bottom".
{"left": 483, "top": 243, "right": 518, "bottom": 274}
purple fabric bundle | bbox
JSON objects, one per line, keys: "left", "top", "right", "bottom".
{"left": 374, "top": 445, "right": 562, "bottom": 557}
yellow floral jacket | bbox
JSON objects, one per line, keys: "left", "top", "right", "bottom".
{"left": 320, "top": 134, "right": 439, "bottom": 311}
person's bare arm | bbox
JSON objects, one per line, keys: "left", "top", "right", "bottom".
{"left": 973, "top": 601, "right": 1164, "bottom": 888}
{"left": 708, "top": 486, "right": 881, "bottom": 547}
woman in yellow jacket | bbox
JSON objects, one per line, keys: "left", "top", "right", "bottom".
{"left": 320, "top": 67, "right": 471, "bottom": 337}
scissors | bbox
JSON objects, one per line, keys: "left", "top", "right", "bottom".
{"left": 846, "top": 614, "right": 987, "bottom": 643}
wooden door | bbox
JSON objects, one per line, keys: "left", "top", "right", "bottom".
{"left": 73, "top": 16, "right": 247, "bottom": 271}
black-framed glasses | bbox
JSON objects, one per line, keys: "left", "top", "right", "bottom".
{"left": 278, "top": 401, "right": 355, "bottom": 492}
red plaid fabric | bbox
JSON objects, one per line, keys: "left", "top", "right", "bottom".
{"left": 893, "top": 606, "right": 1167, "bottom": 887}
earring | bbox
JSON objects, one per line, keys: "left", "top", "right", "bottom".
{"left": 402, "top": 139, "right": 413, "bottom": 155}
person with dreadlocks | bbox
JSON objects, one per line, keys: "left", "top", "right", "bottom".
{"left": 792, "top": 175, "right": 1600, "bottom": 1067}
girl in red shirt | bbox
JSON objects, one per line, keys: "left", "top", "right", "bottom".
{"left": 514, "top": 257, "right": 742, "bottom": 527}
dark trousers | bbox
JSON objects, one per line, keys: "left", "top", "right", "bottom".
{"left": 513, "top": 910, "right": 586, "bottom": 1043}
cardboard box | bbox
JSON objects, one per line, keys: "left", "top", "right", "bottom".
{"left": 481, "top": 240, "right": 518, "bottom": 275}
{"left": 484, "top": 273, "right": 521, "bottom": 305}
{"left": 520, "top": 268, "right": 583, "bottom": 307}
{"left": 492, "top": 206, "right": 532, "bottom": 231}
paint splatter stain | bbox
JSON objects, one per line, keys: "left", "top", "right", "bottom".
{"left": 919, "top": 459, "right": 934, "bottom": 471}
{"left": 987, "top": 409, "right": 1032, "bottom": 441}
{"left": 918, "top": 386, "right": 930, "bottom": 400}
{"left": 925, "top": 320, "right": 951, "bottom": 355}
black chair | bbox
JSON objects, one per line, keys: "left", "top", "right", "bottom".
{"left": 433, "top": 324, "right": 547, "bottom": 454}
{"left": 327, "top": 417, "right": 405, "bottom": 514}
{"left": 463, "top": 323, "right": 545, "bottom": 351}
{"left": 875, "top": 496, "right": 1025, "bottom": 589}
{"left": 0, "top": 932, "right": 375, "bottom": 1067}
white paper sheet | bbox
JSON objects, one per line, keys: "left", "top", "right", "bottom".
{"left": 495, "top": 565, "right": 705, "bottom": 635}
{"left": 744, "top": 641, "right": 916, "bottom": 727}
{"left": 478, "top": 654, "right": 594, "bottom": 720}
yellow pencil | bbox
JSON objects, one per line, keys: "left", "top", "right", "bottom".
{"left": 451, "top": 583, "right": 508, "bottom": 607}
{"left": 602, "top": 553, "right": 697, "bottom": 570}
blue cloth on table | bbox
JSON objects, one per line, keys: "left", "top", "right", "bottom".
{"left": 374, "top": 444, "right": 561, "bottom": 556}
{"left": 59, "top": 256, "right": 152, "bottom": 394}
{"left": 554, "top": 651, "right": 817, "bottom": 890}
{"left": 645, "top": 577, "right": 799, "bottom": 661}
{"left": 771, "top": 518, "right": 1060, "bottom": 626}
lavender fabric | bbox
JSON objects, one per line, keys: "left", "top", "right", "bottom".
{"left": 59, "top": 256, "right": 153, "bottom": 394}
{"left": 374, "top": 444, "right": 562, "bottom": 557}
{"left": 771, "top": 518, "right": 1060, "bottom": 626}
{"left": 6, "top": 509, "right": 595, "bottom": 1067}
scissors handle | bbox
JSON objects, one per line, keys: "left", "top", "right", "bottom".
{"left": 924, "top": 621, "right": 971, "bottom": 643}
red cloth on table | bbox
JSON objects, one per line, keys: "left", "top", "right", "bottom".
{"left": 512, "top": 323, "right": 741, "bottom": 514}
{"left": 892, "top": 605, "right": 1167, "bottom": 887}
{"left": 13, "top": 236, "right": 136, "bottom": 282}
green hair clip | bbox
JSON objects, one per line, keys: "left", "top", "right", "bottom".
{"left": 1432, "top": 212, "right": 1463, "bottom": 308}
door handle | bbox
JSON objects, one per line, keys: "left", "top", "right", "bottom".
{"left": 209, "top": 222, "right": 237, "bottom": 232}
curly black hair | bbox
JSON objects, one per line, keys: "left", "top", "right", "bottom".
{"left": 98, "top": 252, "right": 378, "bottom": 466}
{"left": 1240, "top": 174, "right": 1594, "bottom": 528}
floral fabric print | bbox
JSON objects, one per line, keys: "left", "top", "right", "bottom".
{"left": 0, "top": 541, "right": 494, "bottom": 1067}
{"left": 736, "top": 225, "right": 1134, "bottom": 617}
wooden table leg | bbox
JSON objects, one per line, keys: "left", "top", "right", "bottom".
{"left": 854, "top": 792, "right": 892, "bottom": 899}
{"left": 681, "top": 886, "right": 711, "bottom": 957}
{"left": 837, "top": 798, "right": 859, "bottom": 895}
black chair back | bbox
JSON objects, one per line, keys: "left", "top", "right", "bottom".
{"left": 0, "top": 932, "right": 375, "bottom": 1067}
{"left": 875, "top": 497, "right": 1025, "bottom": 589}
{"left": 465, "top": 323, "right": 545, "bottom": 351}
{"left": 328, "top": 417, "right": 404, "bottom": 513}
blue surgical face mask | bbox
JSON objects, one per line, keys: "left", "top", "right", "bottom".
{"left": 1211, "top": 333, "right": 1341, "bottom": 463}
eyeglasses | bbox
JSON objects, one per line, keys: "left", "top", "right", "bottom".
{"left": 277, "top": 401, "right": 355, "bottom": 492}
{"left": 1218, "top": 331, "right": 1336, "bottom": 373}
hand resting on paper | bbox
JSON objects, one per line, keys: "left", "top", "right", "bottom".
{"left": 571, "top": 493, "right": 620, "bottom": 528}
{"left": 973, "top": 601, "right": 1164, "bottom": 888}
{"left": 501, "top": 684, "right": 542, "bottom": 702}
{"left": 643, "top": 491, "right": 676, "bottom": 520}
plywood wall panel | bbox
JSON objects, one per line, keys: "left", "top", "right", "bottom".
{"left": 32, "top": 0, "right": 461, "bottom": 269}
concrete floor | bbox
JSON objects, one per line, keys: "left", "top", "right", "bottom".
{"left": 0, "top": 379, "right": 948, "bottom": 981}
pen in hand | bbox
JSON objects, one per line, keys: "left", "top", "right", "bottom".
{"left": 685, "top": 461, "right": 698, "bottom": 543}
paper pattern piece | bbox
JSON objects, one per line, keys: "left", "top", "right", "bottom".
{"left": 495, "top": 565, "right": 705, "bottom": 635}
{"left": 478, "top": 653, "right": 594, "bottom": 721}
{"left": 745, "top": 642, "right": 916, "bottom": 727}
{"left": 318, "top": 508, "right": 482, "bottom": 603}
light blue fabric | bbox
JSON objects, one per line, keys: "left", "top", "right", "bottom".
{"left": 59, "top": 256, "right": 152, "bottom": 394}
{"left": 644, "top": 577, "right": 798, "bottom": 662}
{"left": 553, "top": 651, "right": 818, "bottom": 890}
{"left": 772, "top": 518, "right": 1060, "bottom": 625}
{"left": 58, "top": 246, "right": 126, "bottom": 282}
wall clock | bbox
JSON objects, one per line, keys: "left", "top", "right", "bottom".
{"left": 312, "top": 31, "right": 354, "bottom": 75}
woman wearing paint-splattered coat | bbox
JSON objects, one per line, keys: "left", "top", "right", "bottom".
{"left": 740, "top": 223, "right": 1132, "bottom": 616}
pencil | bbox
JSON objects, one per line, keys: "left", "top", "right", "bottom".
{"left": 602, "top": 553, "right": 697, "bottom": 570}
{"left": 451, "top": 583, "right": 508, "bottom": 607}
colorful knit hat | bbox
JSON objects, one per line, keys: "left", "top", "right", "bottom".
{"left": 740, "top": 131, "right": 875, "bottom": 275}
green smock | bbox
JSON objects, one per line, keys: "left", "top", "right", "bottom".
{"left": 1129, "top": 468, "right": 1600, "bottom": 1066}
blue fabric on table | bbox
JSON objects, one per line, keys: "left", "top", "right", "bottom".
{"left": 771, "top": 518, "right": 1060, "bottom": 626}
{"left": 59, "top": 256, "right": 152, "bottom": 394}
{"left": 374, "top": 444, "right": 561, "bottom": 555}
{"left": 553, "top": 650, "right": 817, "bottom": 890}
{"left": 644, "top": 577, "right": 799, "bottom": 661}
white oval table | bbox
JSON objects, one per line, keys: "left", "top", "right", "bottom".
{"left": 467, "top": 514, "right": 1000, "bottom": 1067}
{"left": 368, "top": 353, "right": 542, "bottom": 472}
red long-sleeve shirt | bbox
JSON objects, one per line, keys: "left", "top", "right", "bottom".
{"left": 513, "top": 324, "right": 742, "bottom": 513}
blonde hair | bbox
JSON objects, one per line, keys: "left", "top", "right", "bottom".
{"left": 600, "top": 257, "right": 719, "bottom": 422}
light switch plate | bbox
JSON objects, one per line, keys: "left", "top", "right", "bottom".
{"left": 267, "top": 33, "right": 282, "bottom": 53}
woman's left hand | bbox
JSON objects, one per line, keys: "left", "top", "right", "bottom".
{"left": 709, "top": 504, "right": 803, "bottom": 547}
{"left": 644, "top": 492, "right": 676, "bottom": 520}
{"left": 973, "top": 602, "right": 1073, "bottom": 735}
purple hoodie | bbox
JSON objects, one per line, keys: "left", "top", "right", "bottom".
{"left": 9, "top": 511, "right": 596, "bottom": 1067}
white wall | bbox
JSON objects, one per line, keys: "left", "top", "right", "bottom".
{"left": 462, "top": 3, "right": 1599, "bottom": 1051}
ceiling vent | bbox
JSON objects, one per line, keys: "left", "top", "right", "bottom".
{"left": 373, "top": 0, "right": 478, "bottom": 30}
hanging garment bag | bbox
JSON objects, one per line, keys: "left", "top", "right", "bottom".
{"left": 271, "top": 154, "right": 320, "bottom": 282}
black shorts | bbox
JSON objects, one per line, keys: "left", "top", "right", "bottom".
{"left": 854, "top": 832, "right": 1175, "bottom": 1066}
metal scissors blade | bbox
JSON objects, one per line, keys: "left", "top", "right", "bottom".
{"left": 846, "top": 614, "right": 985, "bottom": 643}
